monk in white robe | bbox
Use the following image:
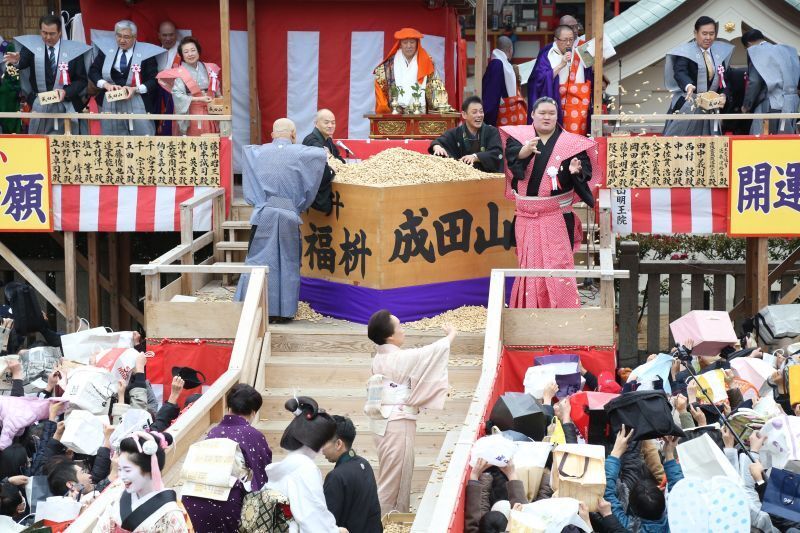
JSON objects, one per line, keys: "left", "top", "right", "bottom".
{"left": 366, "top": 310, "right": 455, "bottom": 514}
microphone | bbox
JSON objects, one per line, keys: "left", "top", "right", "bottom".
{"left": 336, "top": 140, "right": 354, "bottom": 156}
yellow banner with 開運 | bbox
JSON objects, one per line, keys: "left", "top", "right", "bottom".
{"left": 729, "top": 138, "right": 800, "bottom": 236}
{"left": 0, "top": 136, "right": 52, "bottom": 232}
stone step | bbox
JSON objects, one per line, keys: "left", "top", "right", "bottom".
{"left": 259, "top": 390, "right": 473, "bottom": 425}
{"left": 262, "top": 356, "right": 481, "bottom": 390}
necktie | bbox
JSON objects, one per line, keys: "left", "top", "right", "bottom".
{"left": 48, "top": 46, "right": 56, "bottom": 77}
{"left": 703, "top": 50, "right": 714, "bottom": 84}
{"left": 119, "top": 50, "right": 128, "bottom": 72}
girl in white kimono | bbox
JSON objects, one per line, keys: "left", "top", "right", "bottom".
{"left": 256, "top": 397, "right": 348, "bottom": 533}
{"left": 156, "top": 36, "right": 221, "bottom": 136}
{"left": 93, "top": 432, "right": 189, "bottom": 533}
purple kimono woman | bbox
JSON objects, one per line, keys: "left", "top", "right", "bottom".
{"left": 182, "top": 384, "right": 272, "bottom": 532}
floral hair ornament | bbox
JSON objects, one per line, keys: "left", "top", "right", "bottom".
{"left": 129, "top": 431, "right": 168, "bottom": 490}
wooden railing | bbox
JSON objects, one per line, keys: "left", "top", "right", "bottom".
{"left": 67, "top": 266, "right": 268, "bottom": 532}
{"left": 616, "top": 241, "right": 800, "bottom": 366}
{"left": 0, "top": 110, "right": 232, "bottom": 135}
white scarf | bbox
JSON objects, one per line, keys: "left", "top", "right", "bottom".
{"left": 393, "top": 50, "right": 425, "bottom": 107}
{"left": 491, "top": 48, "right": 517, "bottom": 97}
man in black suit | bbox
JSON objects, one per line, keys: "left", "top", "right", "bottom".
{"left": 88, "top": 20, "right": 164, "bottom": 135}
{"left": 3, "top": 15, "right": 90, "bottom": 134}
{"left": 301, "top": 108, "right": 344, "bottom": 214}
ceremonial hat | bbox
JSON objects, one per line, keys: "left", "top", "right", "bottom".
{"left": 280, "top": 396, "right": 336, "bottom": 452}
{"left": 394, "top": 27, "right": 423, "bottom": 40}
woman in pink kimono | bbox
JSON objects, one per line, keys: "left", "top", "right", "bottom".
{"left": 156, "top": 36, "right": 221, "bottom": 136}
{"left": 93, "top": 432, "right": 189, "bottom": 533}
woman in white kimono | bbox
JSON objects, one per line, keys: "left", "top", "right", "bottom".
{"left": 93, "top": 432, "right": 189, "bottom": 533}
{"left": 241, "top": 397, "right": 348, "bottom": 533}
{"left": 156, "top": 36, "right": 221, "bottom": 136}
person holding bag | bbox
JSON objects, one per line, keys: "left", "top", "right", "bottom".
{"left": 604, "top": 425, "right": 684, "bottom": 532}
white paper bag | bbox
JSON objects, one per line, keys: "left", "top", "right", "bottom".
{"left": 61, "top": 410, "right": 107, "bottom": 455}
{"left": 676, "top": 433, "right": 741, "bottom": 481}
{"left": 524, "top": 366, "right": 557, "bottom": 399}
{"left": 61, "top": 320, "right": 134, "bottom": 364}
{"left": 695, "top": 369, "right": 729, "bottom": 404}
{"left": 34, "top": 496, "right": 82, "bottom": 522}
{"left": 470, "top": 434, "right": 516, "bottom": 467}
{"left": 514, "top": 441, "right": 554, "bottom": 500}
{"left": 94, "top": 347, "right": 139, "bottom": 381}
{"left": 180, "top": 438, "right": 245, "bottom": 501}
{"left": 109, "top": 408, "right": 153, "bottom": 449}
{"left": 731, "top": 357, "right": 774, "bottom": 395}
{"left": 61, "top": 365, "right": 115, "bottom": 414}
{"left": 509, "top": 498, "right": 591, "bottom": 533}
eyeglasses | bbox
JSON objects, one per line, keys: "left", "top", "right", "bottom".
{"left": 556, "top": 37, "right": 575, "bottom": 43}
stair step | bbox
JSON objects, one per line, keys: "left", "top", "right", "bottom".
{"left": 222, "top": 220, "right": 251, "bottom": 229}
{"left": 257, "top": 420, "right": 456, "bottom": 460}
{"left": 263, "top": 357, "right": 480, "bottom": 389}
{"left": 259, "top": 392, "right": 472, "bottom": 425}
{"left": 413, "top": 430, "right": 460, "bottom": 529}
{"left": 216, "top": 241, "right": 249, "bottom": 251}
{"left": 269, "top": 329, "right": 484, "bottom": 356}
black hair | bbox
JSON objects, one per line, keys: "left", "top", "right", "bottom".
{"left": 367, "top": 309, "right": 395, "bottom": 345}
{"left": 47, "top": 461, "right": 79, "bottom": 496}
{"left": 694, "top": 16, "right": 718, "bottom": 32}
{"left": 39, "top": 14, "right": 62, "bottom": 31}
{"left": 462, "top": 95, "right": 483, "bottom": 113}
{"left": 226, "top": 383, "right": 263, "bottom": 417}
{"left": 478, "top": 510, "right": 508, "bottom": 533}
{"left": 531, "top": 96, "right": 558, "bottom": 113}
{"left": 741, "top": 29, "right": 765, "bottom": 47}
{"left": 0, "top": 482, "right": 22, "bottom": 517}
{"left": 628, "top": 477, "right": 665, "bottom": 521}
{"left": 118, "top": 433, "right": 172, "bottom": 473}
{"left": 331, "top": 415, "right": 356, "bottom": 449}
{"left": 280, "top": 396, "right": 336, "bottom": 452}
{"left": 178, "top": 36, "right": 202, "bottom": 61}
{"left": 0, "top": 444, "right": 29, "bottom": 480}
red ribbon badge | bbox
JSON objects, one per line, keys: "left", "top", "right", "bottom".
{"left": 209, "top": 70, "right": 218, "bottom": 93}
{"left": 57, "top": 62, "right": 70, "bottom": 86}
{"left": 131, "top": 64, "right": 141, "bottom": 87}
{"left": 717, "top": 65, "right": 726, "bottom": 89}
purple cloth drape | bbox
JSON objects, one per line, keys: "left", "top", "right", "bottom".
{"left": 482, "top": 58, "right": 508, "bottom": 127}
{"left": 299, "top": 276, "right": 514, "bottom": 324}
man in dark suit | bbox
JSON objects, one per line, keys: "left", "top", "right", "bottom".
{"left": 322, "top": 415, "right": 382, "bottom": 533}
{"left": 301, "top": 108, "right": 344, "bottom": 214}
{"left": 3, "top": 14, "right": 90, "bottom": 134}
{"left": 88, "top": 20, "right": 164, "bottom": 135}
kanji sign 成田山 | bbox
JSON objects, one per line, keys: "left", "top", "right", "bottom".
{"left": 0, "top": 136, "right": 52, "bottom": 232}
{"left": 729, "top": 139, "right": 800, "bottom": 237}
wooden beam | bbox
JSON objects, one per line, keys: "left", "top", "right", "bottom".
{"left": 213, "top": 193, "right": 225, "bottom": 264}
{"left": 474, "top": 0, "right": 487, "bottom": 97}
{"left": 108, "top": 234, "right": 120, "bottom": 331}
{"left": 779, "top": 281, "right": 800, "bottom": 305}
{"left": 87, "top": 233, "right": 100, "bottom": 325}
{"left": 247, "top": 0, "right": 261, "bottom": 144}
{"left": 0, "top": 240, "right": 67, "bottom": 318}
{"left": 220, "top": 0, "right": 232, "bottom": 112}
{"left": 592, "top": 0, "right": 604, "bottom": 116}
{"left": 64, "top": 232, "right": 78, "bottom": 332}
{"left": 49, "top": 233, "right": 143, "bottom": 327}
{"left": 745, "top": 238, "right": 769, "bottom": 316}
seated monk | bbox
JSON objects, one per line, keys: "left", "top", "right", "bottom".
{"left": 373, "top": 27, "right": 450, "bottom": 113}
{"left": 429, "top": 95, "right": 502, "bottom": 173}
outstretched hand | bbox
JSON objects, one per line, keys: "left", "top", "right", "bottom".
{"left": 611, "top": 424, "right": 634, "bottom": 458}
{"left": 568, "top": 157, "right": 582, "bottom": 175}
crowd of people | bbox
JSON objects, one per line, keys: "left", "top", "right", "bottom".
{"left": 0, "top": 15, "right": 220, "bottom": 135}
{"left": 464, "top": 326, "right": 800, "bottom": 532}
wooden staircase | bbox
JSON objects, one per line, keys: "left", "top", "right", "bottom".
{"left": 254, "top": 322, "right": 485, "bottom": 514}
